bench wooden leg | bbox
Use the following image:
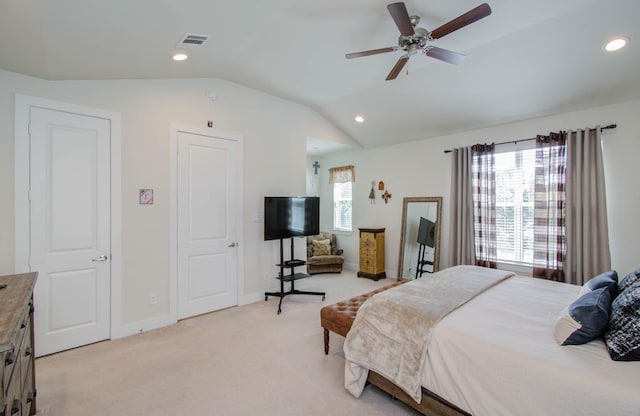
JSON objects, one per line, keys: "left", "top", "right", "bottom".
{"left": 324, "top": 328, "right": 330, "bottom": 354}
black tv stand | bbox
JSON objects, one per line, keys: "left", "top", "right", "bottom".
{"left": 416, "top": 243, "right": 434, "bottom": 278}
{"left": 264, "top": 237, "right": 325, "bottom": 314}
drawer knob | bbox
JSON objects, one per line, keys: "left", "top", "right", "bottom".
{"left": 11, "top": 399, "right": 20, "bottom": 415}
{"left": 5, "top": 351, "right": 15, "bottom": 366}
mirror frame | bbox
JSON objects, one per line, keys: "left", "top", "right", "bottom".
{"left": 397, "top": 196, "right": 443, "bottom": 281}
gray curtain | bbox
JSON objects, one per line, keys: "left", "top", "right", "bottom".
{"left": 565, "top": 127, "right": 612, "bottom": 284}
{"left": 448, "top": 147, "right": 476, "bottom": 266}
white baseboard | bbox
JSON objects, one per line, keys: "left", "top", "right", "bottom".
{"left": 112, "top": 293, "right": 264, "bottom": 340}
{"left": 241, "top": 292, "right": 264, "bottom": 305}
{"left": 343, "top": 261, "right": 357, "bottom": 271}
{"left": 111, "top": 314, "right": 177, "bottom": 340}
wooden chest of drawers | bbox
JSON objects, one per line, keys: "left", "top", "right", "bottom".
{"left": 357, "top": 228, "right": 386, "bottom": 281}
{"left": 0, "top": 273, "right": 37, "bottom": 416}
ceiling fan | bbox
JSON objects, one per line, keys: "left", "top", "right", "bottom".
{"left": 346, "top": 2, "right": 492, "bottom": 80}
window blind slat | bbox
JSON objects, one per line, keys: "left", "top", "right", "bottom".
{"left": 333, "top": 181, "right": 352, "bottom": 231}
{"left": 483, "top": 148, "right": 536, "bottom": 265}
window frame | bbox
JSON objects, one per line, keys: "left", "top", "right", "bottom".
{"left": 491, "top": 141, "right": 537, "bottom": 270}
{"left": 332, "top": 181, "right": 352, "bottom": 232}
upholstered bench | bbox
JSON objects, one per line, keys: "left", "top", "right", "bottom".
{"left": 320, "top": 280, "right": 409, "bottom": 354}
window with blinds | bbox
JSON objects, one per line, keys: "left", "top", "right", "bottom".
{"left": 333, "top": 182, "right": 352, "bottom": 231}
{"left": 494, "top": 148, "right": 536, "bottom": 265}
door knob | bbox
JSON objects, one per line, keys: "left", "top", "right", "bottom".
{"left": 92, "top": 255, "right": 108, "bottom": 262}
{"left": 227, "top": 242, "right": 237, "bottom": 247}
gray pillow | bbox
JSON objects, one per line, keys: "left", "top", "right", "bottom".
{"left": 579, "top": 270, "right": 618, "bottom": 299}
{"left": 555, "top": 287, "right": 612, "bottom": 346}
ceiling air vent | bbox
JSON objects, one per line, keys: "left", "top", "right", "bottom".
{"left": 176, "top": 33, "right": 211, "bottom": 49}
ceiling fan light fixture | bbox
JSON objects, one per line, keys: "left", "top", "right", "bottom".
{"left": 172, "top": 53, "right": 188, "bottom": 61}
{"left": 355, "top": 115, "right": 365, "bottom": 123}
{"left": 605, "top": 36, "right": 629, "bottom": 52}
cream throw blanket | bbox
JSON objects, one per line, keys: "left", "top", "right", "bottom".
{"left": 343, "top": 265, "right": 514, "bottom": 403}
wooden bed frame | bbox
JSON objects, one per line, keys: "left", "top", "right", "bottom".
{"left": 367, "top": 370, "right": 469, "bottom": 416}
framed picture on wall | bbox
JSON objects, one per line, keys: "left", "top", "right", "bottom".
{"left": 139, "top": 189, "right": 154, "bottom": 205}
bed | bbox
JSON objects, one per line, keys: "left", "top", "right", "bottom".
{"left": 343, "top": 265, "right": 640, "bottom": 416}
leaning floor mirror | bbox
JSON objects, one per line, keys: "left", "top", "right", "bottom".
{"left": 397, "top": 197, "right": 442, "bottom": 280}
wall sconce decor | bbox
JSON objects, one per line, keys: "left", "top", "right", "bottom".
{"left": 376, "top": 180, "right": 392, "bottom": 203}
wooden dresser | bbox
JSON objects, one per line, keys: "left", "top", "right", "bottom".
{"left": 357, "top": 228, "right": 386, "bottom": 280}
{"left": 0, "top": 272, "right": 37, "bottom": 416}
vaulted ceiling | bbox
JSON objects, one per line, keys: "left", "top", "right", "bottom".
{"left": 1, "top": 0, "right": 639, "bottom": 152}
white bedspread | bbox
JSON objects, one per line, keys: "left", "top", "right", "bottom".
{"left": 344, "top": 265, "right": 514, "bottom": 403}
{"left": 422, "top": 275, "right": 640, "bottom": 416}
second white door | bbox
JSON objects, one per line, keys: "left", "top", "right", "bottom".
{"left": 177, "top": 130, "right": 239, "bottom": 319}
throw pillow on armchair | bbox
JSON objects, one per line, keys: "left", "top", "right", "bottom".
{"left": 306, "top": 233, "right": 344, "bottom": 275}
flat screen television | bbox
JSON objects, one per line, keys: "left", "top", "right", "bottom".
{"left": 417, "top": 216, "right": 436, "bottom": 248}
{"left": 264, "top": 196, "right": 320, "bottom": 241}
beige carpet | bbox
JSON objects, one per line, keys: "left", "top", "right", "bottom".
{"left": 34, "top": 271, "right": 420, "bottom": 415}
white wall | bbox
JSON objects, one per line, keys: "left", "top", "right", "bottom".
{"left": 0, "top": 69, "right": 355, "bottom": 330}
{"left": 3, "top": 66, "right": 638, "bottom": 335}
{"left": 320, "top": 99, "right": 640, "bottom": 279}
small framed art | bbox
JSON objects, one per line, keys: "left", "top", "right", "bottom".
{"left": 139, "top": 189, "right": 154, "bottom": 205}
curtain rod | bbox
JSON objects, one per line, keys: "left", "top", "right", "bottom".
{"left": 443, "top": 124, "right": 617, "bottom": 154}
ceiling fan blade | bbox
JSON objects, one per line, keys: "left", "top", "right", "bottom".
{"left": 345, "top": 47, "right": 398, "bottom": 59}
{"left": 430, "top": 3, "right": 492, "bottom": 40}
{"left": 386, "top": 55, "right": 410, "bottom": 81}
{"left": 387, "top": 2, "right": 415, "bottom": 37}
{"left": 425, "top": 46, "right": 465, "bottom": 65}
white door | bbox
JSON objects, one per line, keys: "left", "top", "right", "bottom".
{"left": 29, "top": 107, "right": 111, "bottom": 356}
{"left": 177, "top": 131, "right": 239, "bottom": 319}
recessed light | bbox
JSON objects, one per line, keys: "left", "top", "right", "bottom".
{"left": 173, "top": 53, "right": 188, "bottom": 61}
{"left": 355, "top": 115, "right": 364, "bottom": 123}
{"left": 605, "top": 36, "right": 629, "bottom": 52}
